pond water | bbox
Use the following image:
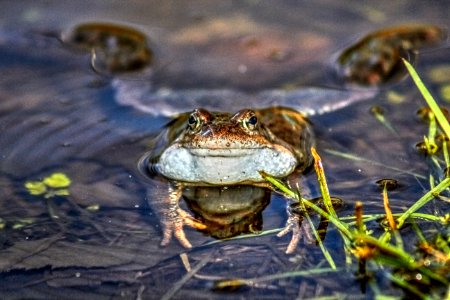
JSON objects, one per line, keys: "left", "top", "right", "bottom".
{"left": 0, "top": 1, "right": 449, "bottom": 299}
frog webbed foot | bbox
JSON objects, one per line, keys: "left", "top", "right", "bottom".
{"left": 160, "top": 207, "right": 206, "bottom": 249}
{"left": 149, "top": 182, "right": 207, "bottom": 249}
{"left": 278, "top": 207, "right": 314, "bottom": 254}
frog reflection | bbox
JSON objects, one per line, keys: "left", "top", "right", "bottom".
{"left": 142, "top": 107, "right": 314, "bottom": 253}
{"left": 182, "top": 185, "right": 270, "bottom": 239}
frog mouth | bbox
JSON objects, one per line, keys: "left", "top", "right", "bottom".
{"left": 158, "top": 144, "right": 298, "bottom": 184}
{"left": 188, "top": 148, "right": 262, "bottom": 157}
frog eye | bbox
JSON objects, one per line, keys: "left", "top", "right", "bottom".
{"left": 187, "top": 113, "right": 201, "bottom": 131}
{"left": 243, "top": 114, "right": 258, "bottom": 131}
{"left": 187, "top": 109, "right": 213, "bottom": 131}
{"left": 248, "top": 115, "right": 258, "bottom": 126}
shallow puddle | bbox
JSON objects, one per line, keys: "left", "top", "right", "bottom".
{"left": 0, "top": 1, "right": 449, "bottom": 299}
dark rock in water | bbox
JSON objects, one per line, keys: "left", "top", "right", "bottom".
{"left": 62, "top": 22, "right": 154, "bottom": 74}
{"left": 337, "top": 24, "right": 446, "bottom": 86}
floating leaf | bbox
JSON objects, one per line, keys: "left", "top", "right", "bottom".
{"left": 440, "top": 84, "right": 450, "bottom": 102}
{"left": 12, "top": 218, "right": 35, "bottom": 229}
{"left": 213, "top": 278, "right": 248, "bottom": 291}
{"left": 43, "top": 173, "right": 71, "bottom": 188}
{"left": 86, "top": 204, "right": 100, "bottom": 212}
{"left": 25, "top": 181, "right": 47, "bottom": 195}
{"left": 54, "top": 189, "right": 70, "bottom": 197}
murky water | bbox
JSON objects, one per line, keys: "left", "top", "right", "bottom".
{"left": 0, "top": 1, "right": 449, "bottom": 299}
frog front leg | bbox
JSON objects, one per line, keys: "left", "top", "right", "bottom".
{"left": 149, "top": 181, "right": 206, "bottom": 249}
{"left": 278, "top": 199, "right": 314, "bottom": 254}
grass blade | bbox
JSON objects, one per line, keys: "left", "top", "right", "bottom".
{"left": 311, "top": 147, "right": 337, "bottom": 218}
{"left": 396, "top": 177, "right": 450, "bottom": 229}
{"left": 402, "top": 58, "right": 450, "bottom": 139}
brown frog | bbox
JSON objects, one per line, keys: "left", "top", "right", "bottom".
{"left": 143, "top": 106, "right": 314, "bottom": 253}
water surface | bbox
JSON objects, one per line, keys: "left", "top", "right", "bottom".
{"left": 0, "top": 1, "right": 449, "bottom": 299}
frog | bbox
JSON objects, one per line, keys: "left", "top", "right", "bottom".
{"left": 136, "top": 23, "right": 447, "bottom": 254}
{"left": 142, "top": 106, "right": 314, "bottom": 254}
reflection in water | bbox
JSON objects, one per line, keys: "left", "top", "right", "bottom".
{"left": 61, "top": 22, "right": 154, "bottom": 74}
{"left": 183, "top": 185, "right": 270, "bottom": 239}
{"left": 144, "top": 174, "right": 343, "bottom": 250}
{"left": 113, "top": 78, "right": 377, "bottom": 117}
{"left": 337, "top": 24, "right": 446, "bottom": 86}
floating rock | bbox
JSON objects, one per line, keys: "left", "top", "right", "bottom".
{"left": 62, "top": 22, "right": 154, "bottom": 74}
{"left": 337, "top": 24, "right": 446, "bottom": 86}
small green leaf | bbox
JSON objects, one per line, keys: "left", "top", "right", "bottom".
{"left": 54, "top": 189, "right": 70, "bottom": 196}
{"left": 86, "top": 204, "right": 100, "bottom": 212}
{"left": 25, "top": 181, "right": 47, "bottom": 195}
{"left": 43, "top": 173, "right": 71, "bottom": 188}
{"left": 12, "top": 218, "right": 35, "bottom": 229}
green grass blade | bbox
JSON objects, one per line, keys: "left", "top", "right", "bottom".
{"left": 403, "top": 58, "right": 450, "bottom": 139}
{"left": 260, "top": 172, "right": 354, "bottom": 240}
{"left": 311, "top": 147, "right": 337, "bottom": 218}
{"left": 396, "top": 177, "right": 450, "bottom": 229}
{"left": 298, "top": 190, "right": 337, "bottom": 269}
{"left": 443, "top": 139, "right": 450, "bottom": 168}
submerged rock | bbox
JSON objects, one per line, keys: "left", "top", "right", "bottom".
{"left": 337, "top": 24, "right": 446, "bottom": 86}
{"left": 62, "top": 22, "right": 154, "bottom": 74}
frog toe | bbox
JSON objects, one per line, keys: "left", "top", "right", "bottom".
{"left": 174, "top": 226, "right": 192, "bottom": 248}
{"left": 182, "top": 214, "right": 207, "bottom": 230}
{"left": 278, "top": 213, "right": 306, "bottom": 254}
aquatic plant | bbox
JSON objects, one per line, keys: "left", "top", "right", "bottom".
{"left": 21, "top": 172, "right": 106, "bottom": 237}
{"left": 211, "top": 61, "right": 450, "bottom": 299}
{"left": 25, "top": 172, "right": 71, "bottom": 199}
